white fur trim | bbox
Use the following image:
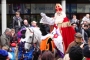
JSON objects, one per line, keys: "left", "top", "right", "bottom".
{"left": 54, "top": 11, "right": 66, "bottom": 24}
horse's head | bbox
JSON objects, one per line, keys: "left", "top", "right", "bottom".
{"left": 18, "top": 27, "right": 42, "bottom": 50}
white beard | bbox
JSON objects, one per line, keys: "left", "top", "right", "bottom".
{"left": 54, "top": 12, "right": 66, "bottom": 24}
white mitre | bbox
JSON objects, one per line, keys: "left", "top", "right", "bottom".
{"left": 54, "top": 11, "right": 66, "bottom": 24}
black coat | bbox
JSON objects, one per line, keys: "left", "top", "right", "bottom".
{"left": 13, "top": 16, "right": 23, "bottom": 29}
{"left": 13, "top": 16, "right": 23, "bottom": 33}
{"left": 79, "top": 28, "right": 88, "bottom": 43}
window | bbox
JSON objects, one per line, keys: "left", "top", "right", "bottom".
{"left": 8, "top": 4, "right": 31, "bottom": 14}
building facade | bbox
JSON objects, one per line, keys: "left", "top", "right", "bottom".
{"left": 0, "top": 0, "right": 90, "bottom": 33}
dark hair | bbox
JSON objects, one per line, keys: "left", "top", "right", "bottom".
{"left": 15, "top": 11, "right": 20, "bottom": 15}
{"left": 71, "top": 23, "right": 77, "bottom": 25}
{"left": 84, "top": 24, "right": 88, "bottom": 27}
{"left": 0, "top": 55, "right": 7, "bottom": 60}
{"left": 41, "top": 50, "right": 54, "bottom": 60}
{"left": 69, "top": 46, "right": 83, "bottom": 60}
{"left": 83, "top": 45, "right": 90, "bottom": 58}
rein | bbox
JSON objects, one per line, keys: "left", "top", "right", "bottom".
{"left": 25, "top": 27, "right": 34, "bottom": 44}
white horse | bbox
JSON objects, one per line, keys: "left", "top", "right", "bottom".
{"left": 17, "top": 27, "right": 42, "bottom": 60}
{"left": 19, "top": 26, "right": 64, "bottom": 60}
{"left": 20, "top": 27, "right": 42, "bottom": 50}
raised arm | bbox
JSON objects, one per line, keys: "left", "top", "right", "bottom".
{"left": 40, "top": 13, "right": 55, "bottom": 25}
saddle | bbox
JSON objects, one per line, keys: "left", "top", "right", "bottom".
{"left": 40, "top": 36, "right": 55, "bottom": 52}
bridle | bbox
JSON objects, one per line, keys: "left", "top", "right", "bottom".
{"left": 25, "top": 27, "right": 34, "bottom": 45}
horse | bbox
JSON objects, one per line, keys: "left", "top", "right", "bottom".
{"left": 17, "top": 24, "right": 64, "bottom": 60}
{"left": 17, "top": 27, "right": 42, "bottom": 60}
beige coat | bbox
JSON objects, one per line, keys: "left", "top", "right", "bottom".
{"left": 0, "top": 33, "right": 10, "bottom": 48}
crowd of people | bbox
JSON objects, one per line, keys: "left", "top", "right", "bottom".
{"left": 0, "top": 3, "right": 90, "bottom": 60}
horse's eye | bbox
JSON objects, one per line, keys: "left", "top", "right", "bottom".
{"left": 29, "top": 36, "right": 32, "bottom": 38}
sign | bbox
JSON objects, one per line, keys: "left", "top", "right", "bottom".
{"left": 77, "top": 4, "right": 86, "bottom": 13}
{"left": 77, "top": 4, "right": 90, "bottom": 13}
{"left": 31, "top": 4, "right": 55, "bottom": 14}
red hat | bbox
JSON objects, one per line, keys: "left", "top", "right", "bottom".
{"left": 55, "top": 3, "right": 62, "bottom": 12}
{"left": 11, "top": 43, "right": 16, "bottom": 47}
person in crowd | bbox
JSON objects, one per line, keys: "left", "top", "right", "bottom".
{"left": 0, "top": 28, "right": 11, "bottom": 49}
{"left": 83, "top": 24, "right": 90, "bottom": 42}
{"left": 41, "top": 50, "right": 55, "bottom": 60}
{"left": 71, "top": 23, "right": 79, "bottom": 32}
{"left": 21, "top": 19, "right": 30, "bottom": 29}
{"left": 81, "top": 14, "right": 90, "bottom": 24}
{"left": 79, "top": 23, "right": 88, "bottom": 43}
{"left": 69, "top": 46, "right": 83, "bottom": 60}
{"left": 83, "top": 37, "right": 90, "bottom": 60}
{"left": 10, "top": 29, "right": 17, "bottom": 47}
{"left": 13, "top": 11, "right": 23, "bottom": 33}
{"left": 71, "top": 14, "right": 80, "bottom": 27}
{"left": 66, "top": 32, "right": 83, "bottom": 53}
{"left": 31, "top": 21, "right": 38, "bottom": 27}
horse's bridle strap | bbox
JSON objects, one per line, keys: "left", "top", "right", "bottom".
{"left": 27, "top": 27, "right": 34, "bottom": 44}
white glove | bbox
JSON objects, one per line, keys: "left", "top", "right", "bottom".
{"left": 40, "top": 12, "right": 46, "bottom": 17}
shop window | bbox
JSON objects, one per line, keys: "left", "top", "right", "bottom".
{"left": 8, "top": 4, "right": 31, "bottom": 14}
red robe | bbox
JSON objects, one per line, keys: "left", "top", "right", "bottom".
{"left": 50, "top": 17, "right": 76, "bottom": 52}
{"left": 61, "top": 17, "right": 76, "bottom": 51}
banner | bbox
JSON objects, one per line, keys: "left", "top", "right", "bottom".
{"left": 76, "top": 4, "right": 90, "bottom": 13}
{"left": 31, "top": 4, "right": 55, "bottom": 14}
{"left": 77, "top": 4, "right": 85, "bottom": 13}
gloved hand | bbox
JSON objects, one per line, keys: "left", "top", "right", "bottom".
{"left": 40, "top": 12, "right": 46, "bottom": 17}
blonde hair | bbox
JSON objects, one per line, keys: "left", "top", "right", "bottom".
{"left": 2, "top": 46, "right": 9, "bottom": 51}
{"left": 11, "top": 29, "right": 15, "bottom": 32}
{"left": 55, "top": 3, "right": 62, "bottom": 9}
{"left": 15, "top": 11, "right": 20, "bottom": 15}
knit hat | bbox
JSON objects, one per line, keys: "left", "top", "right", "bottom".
{"left": 83, "top": 45, "right": 90, "bottom": 58}
{"left": 0, "top": 49, "right": 8, "bottom": 56}
{"left": 0, "top": 49, "right": 8, "bottom": 60}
